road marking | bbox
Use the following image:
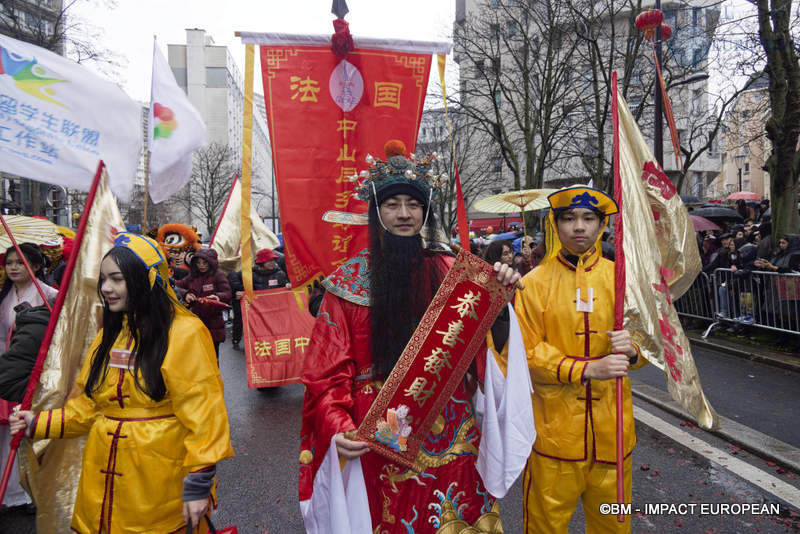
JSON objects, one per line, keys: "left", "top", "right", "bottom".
{"left": 634, "top": 405, "right": 800, "bottom": 509}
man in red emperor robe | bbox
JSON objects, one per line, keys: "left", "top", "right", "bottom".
{"left": 298, "top": 140, "right": 522, "bottom": 533}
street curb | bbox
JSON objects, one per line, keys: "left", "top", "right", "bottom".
{"left": 687, "top": 335, "right": 800, "bottom": 374}
{"left": 630, "top": 379, "right": 800, "bottom": 475}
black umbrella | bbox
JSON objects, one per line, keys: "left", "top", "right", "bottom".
{"left": 680, "top": 194, "right": 703, "bottom": 206}
{"left": 690, "top": 206, "right": 744, "bottom": 222}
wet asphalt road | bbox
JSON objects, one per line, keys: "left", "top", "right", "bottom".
{"left": 633, "top": 342, "right": 800, "bottom": 448}
{"left": 1, "top": 340, "right": 799, "bottom": 532}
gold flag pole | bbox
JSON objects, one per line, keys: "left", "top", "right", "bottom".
{"left": 241, "top": 44, "right": 255, "bottom": 301}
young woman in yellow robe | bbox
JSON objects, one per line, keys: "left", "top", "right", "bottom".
{"left": 10, "top": 233, "right": 234, "bottom": 533}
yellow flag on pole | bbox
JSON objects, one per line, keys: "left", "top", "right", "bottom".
{"left": 613, "top": 74, "right": 718, "bottom": 430}
{"left": 18, "top": 165, "right": 126, "bottom": 532}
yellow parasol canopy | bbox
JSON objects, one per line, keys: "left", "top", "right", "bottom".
{"left": 473, "top": 189, "right": 556, "bottom": 237}
{"left": 0, "top": 215, "right": 61, "bottom": 251}
{"left": 473, "top": 189, "right": 556, "bottom": 213}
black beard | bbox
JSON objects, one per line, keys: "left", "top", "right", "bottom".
{"left": 369, "top": 230, "right": 439, "bottom": 379}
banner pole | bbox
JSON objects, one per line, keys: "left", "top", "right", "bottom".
{"left": 241, "top": 44, "right": 255, "bottom": 301}
{"left": 143, "top": 150, "right": 151, "bottom": 231}
{"left": 611, "top": 71, "right": 626, "bottom": 523}
{"left": 0, "top": 160, "right": 106, "bottom": 504}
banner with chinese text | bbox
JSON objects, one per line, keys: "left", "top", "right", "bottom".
{"left": 613, "top": 74, "right": 718, "bottom": 430}
{"left": 248, "top": 33, "right": 449, "bottom": 287}
{"left": 0, "top": 35, "right": 142, "bottom": 201}
{"left": 356, "top": 250, "right": 514, "bottom": 470}
{"left": 242, "top": 287, "right": 315, "bottom": 388}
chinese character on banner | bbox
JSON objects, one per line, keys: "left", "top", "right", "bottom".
{"left": 423, "top": 347, "right": 453, "bottom": 380}
{"left": 290, "top": 76, "right": 321, "bottom": 102}
{"left": 275, "top": 338, "right": 292, "bottom": 356}
{"left": 658, "top": 312, "right": 683, "bottom": 382}
{"left": 436, "top": 320, "right": 465, "bottom": 348}
{"left": 374, "top": 82, "right": 402, "bottom": 108}
{"left": 451, "top": 290, "right": 481, "bottom": 320}
{"left": 254, "top": 340, "right": 272, "bottom": 359}
{"left": 403, "top": 376, "right": 435, "bottom": 408}
{"left": 337, "top": 119, "right": 357, "bottom": 138}
{"left": 295, "top": 337, "right": 311, "bottom": 352}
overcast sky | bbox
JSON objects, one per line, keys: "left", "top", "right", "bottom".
{"left": 71, "top": 0, "right": 457, "bottom": 103}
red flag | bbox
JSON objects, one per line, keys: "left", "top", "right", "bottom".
{"left": 246, "top": 33, "right": 450, "bottom": 286}
{"left": 242, "top": 288, "right": 315, "bottom": 388}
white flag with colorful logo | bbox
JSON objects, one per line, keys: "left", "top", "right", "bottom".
{"left": 148, "top": 38, "right": 208, "bottom": 203}
{"left": 0, "top": 34, "right": 142, "bottom": 201}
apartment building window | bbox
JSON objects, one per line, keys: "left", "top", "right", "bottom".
{"left": 492, "top": 156, "right": 503, "bottom": 173}
{"left": 474, "top": 59, "right": 485, "bottom": 79}
{"left": 693, "top": 7, "right": 701, "bottom": 25}
{"left": 692, "top": 89, "right": 703, "bottom": 111}
{"left": 490, "top": 24, "right": 500, "bottom": 42}
{"left": 507, "top": 21, "right": 518, "bottom": 38}
{"left": 744, "top": 162, "right": 750, "bottom": 175}
{"left": 493, "top": 90, "right": 502, "bottom": 107}
{"left": 491, "top": 0, "right": 501, "bottom": 8}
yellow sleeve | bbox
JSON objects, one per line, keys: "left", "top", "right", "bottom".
{"left": 161, "top": 316, "right": 234, "bottom": 470}
{"left": 33, "top": 333, "right": 102, "bottom": 440}
{"left": 515, "top": 278, "right": 587, "bottom": 386}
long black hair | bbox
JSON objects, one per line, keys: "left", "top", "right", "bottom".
{"left": 368, "top": 198, "right": 444, "bottom": 378}
{"left": 0, "top": 242, "right": 48, "bottom": 305}
{"left": 85, "top": 246, "right": 174, "bottom": 401}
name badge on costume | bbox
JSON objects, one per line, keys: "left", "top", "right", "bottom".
{"left": 576, "top": 288, "right": 594, "bottom": 313}
{"left": 268, "top": 279, "right": 278, "bottom": 287}
{"left": 202, "top": 283, "right": 214, "bottom": 292}
{"left": 109, "top": 349, "right": 136, "bottom": 369}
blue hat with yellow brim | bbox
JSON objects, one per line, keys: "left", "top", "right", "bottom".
{"left": 547, "top": 186, "right": 618, "bottom": 216}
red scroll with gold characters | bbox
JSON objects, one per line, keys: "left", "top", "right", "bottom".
{"left": 356, "top": 250, "right": 514, "bottom": 470}
{"left": 242, "top": 33, "right": 450, "bottom": 287}
{"left": 242, "top": 288, "right": 315, "bottom": 388}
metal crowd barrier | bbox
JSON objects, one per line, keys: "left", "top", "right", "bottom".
{"left": 673, "top": 268, "right": 800, "bottom": 337}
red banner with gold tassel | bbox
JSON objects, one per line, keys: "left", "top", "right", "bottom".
{"left": 239, "top": 32, "right": 450, "bottom": 288}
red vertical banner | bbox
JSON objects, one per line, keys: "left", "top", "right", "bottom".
{"left": 242, "top": 288, "right": 316, "bottom": 388}
{"left": 252, "top": 35, "right": 448, "bottom": 287}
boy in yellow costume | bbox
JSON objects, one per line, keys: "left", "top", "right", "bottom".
{"left": 515, "top": 186, "right": 646, "bottom": 534}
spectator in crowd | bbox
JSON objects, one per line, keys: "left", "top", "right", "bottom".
{"left": 0, "top": 301, "right": 51, "bottom": 403}
{"left": 756, "top": 222, "right": 774, "bottom": 259}
{"left": 736, "top": 199, "right": 749, "bottom": 220}
{"left": 700, "top": 234, "right": 719, "bottom": 269}
{"left": 754, "top": 235, "right": 800, "bottom": 273}
{"left": 484, "top": 240, "right": 514, "bottom": 268}
{"left": 716, "top": 238, "right": 745, "bottom": 319}
{"left": 176, "top": 248, "right": 231, "bottom": 361}
{"left": 227, "top": 249, "right": 289, "bottom": 350}
{"left": 703, "top": 233, "right": 733, "bottom": 274}
{"left": 0, "top": 243, "right": 58, "bottom": 509}
{"left": 529, "top": 240, "right": 546, "bottom": 268}
{"left": 743, "top": 219, "right": 756, "bottom": 238}
{"left": 512, "top": 252, "right": 530, "bottom": 275}
{"left": 756, "top": 199, "right": 770, "bottom": 222}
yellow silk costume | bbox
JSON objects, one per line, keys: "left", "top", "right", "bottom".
{"left": 514, "top": 186, "right": 645, "bottom": 533}
{"left": 31, "top": 314, "right": 233, "bottom": 533}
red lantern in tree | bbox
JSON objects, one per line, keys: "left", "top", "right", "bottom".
{"left": 635, "top": 9, "right": 664, "bottom": 40}
{"left": 661, "top": 23, "right": 673, "bottom": 41}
